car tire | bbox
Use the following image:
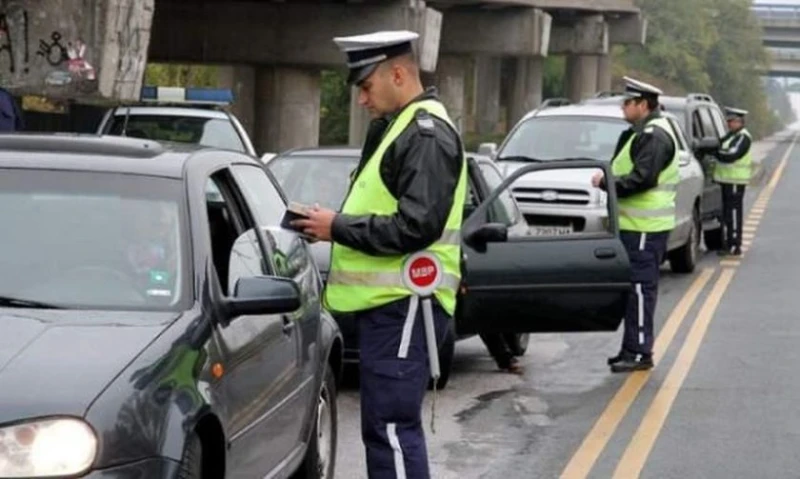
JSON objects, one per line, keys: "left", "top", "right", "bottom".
{"left": 704, "top": 223, "right": 724, "bottom": 251}
{"left": 669, "top": 205, "right": 700, "bottom": 274}
{"left": 504, "top": 333, "right": 530, "bottom": 356}
{"left": 177, "top": 432, "right": 202, "bottom": 479}
{"left": 294, "top": 363, "right": 338, "bottom": 479}
{"left": 428, "top": 318, "right": 455, "bottom": 391}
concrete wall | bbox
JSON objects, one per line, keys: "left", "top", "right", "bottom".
{"left": 0, "top": 0, "right": 153, "bottom": 101}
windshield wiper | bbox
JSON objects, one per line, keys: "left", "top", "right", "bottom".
{"left": 496, "top": 155, "right": 545, "bottom": 163}
{"left": 0, "top": 296, "right": 64, "bottom": 309}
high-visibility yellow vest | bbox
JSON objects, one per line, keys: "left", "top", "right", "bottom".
{"left": 714, "top": 128, "right": 753, "bottom": 185}
{"left": 324, "top": 99, "right": 468, "bottom": 316}
{"left": 610, "top": 116, "right": 679, "bottom": 232}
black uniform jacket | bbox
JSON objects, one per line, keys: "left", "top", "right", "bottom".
{"left": 331, "top": 87, "right": 465, "bottom": 256}
{"left": 605, "top": 110, "right": 676, "bottom": 198}
{"left": 716, "top": 128, "right": 752, "bottom": 164}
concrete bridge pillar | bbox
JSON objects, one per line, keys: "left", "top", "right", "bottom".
{"left": 507, "top": 56, "right": 544, "bottom": 128}
{"left": 218, "top": 65, "right": 256, "bottom": 140}
{"left": 475, "top": 56, "right": 503, "bottom": 135}
{"left": 597, "top": 54, "right": 612, "bottom": 93}
{"left": 435, "top": 55, "right": 468, "bottom": 133}
{"left": 254, "top": 67, "right": 321, "bottom": 154}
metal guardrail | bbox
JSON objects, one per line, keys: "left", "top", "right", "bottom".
{"left": 769, "top": 49, "right": 800, "bottom": 60}
{"left": 753, "top": 6, "right": 800, "bottom": 20}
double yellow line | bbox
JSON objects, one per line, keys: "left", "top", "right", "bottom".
{"left": 560, "top": 132, "right": 797, "bottom": 479}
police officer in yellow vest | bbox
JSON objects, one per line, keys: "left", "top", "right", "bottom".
{"left": 715, "top": 107, "right": 753, "bottom": 256}
{"left": 291, "top": 31, "right": 467, "bottom": 478}
{"left": 592, "top": 77, "right": 679, "bottom": 373}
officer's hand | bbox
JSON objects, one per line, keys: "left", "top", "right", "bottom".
{"left": 591, "top": 172, "right": 604, "bottom": 188}
{"left": 291, "top": 204, "right": 336, "bottom": 242}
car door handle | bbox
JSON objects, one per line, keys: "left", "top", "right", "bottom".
{"left": 594, "top": 247, "right": 617, "bottom": 259}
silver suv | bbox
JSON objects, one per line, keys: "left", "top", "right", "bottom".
{"left": 480, "top": 100, "right": 706, "bottom": 273}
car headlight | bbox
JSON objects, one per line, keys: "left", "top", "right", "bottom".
{"left": 0, "top": 418, "right": 97, "bottom": 477}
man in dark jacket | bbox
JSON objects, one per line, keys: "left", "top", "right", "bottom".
{"left": 293, "top": 31, "right": 467, "bottom": 479}
{"left": 592, "top": 76, "right": 678, "bottom": 372}
{"left": 0, "top": 87, "right": 23, "bottom": 132}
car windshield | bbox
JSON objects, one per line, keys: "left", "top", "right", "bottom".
{"left": 267, "top": 154, "right": 359, "bottom": 210}
{"left": 0, "top": 169, "right": 189, "bottom": 311}
{"left": 498, "top": 116, "right": 629, "bottom": 162}
{"left": 108, "top": 114, "right": 246, "bottom": 153}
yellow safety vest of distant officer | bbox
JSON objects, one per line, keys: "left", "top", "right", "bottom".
{"left": 592, "top": 76, "right": 678, "bottom": 373}
{"left": 290, "top": 30, "right": 467, "bottom": 479}
{"left": 714, "top": 106, "right": 753, "bottom": 256}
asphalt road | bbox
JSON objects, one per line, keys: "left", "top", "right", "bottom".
{"left": 332, "top": 123, "right": 800, "bottom": 479}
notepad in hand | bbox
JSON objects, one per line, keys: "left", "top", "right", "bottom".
{"left": 280, "top": 202, "right": 312, "bottom": 234}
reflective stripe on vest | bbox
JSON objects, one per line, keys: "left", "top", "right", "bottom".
{"left": 714, "top": 128, "right": 753, "bottom": 185}
{"left": 610, "top": 116, "right": 680, "bottom": 232}
{"left": 323, "top": 99, "right": 468, "bottom": 316}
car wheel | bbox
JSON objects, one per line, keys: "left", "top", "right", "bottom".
{"left": 503, "top": 333, "right": 530, "bottom": 356}
{"left": 704, "top": 222, "right": 724, "bottom": 251}
{"left": 177, "top": 432, "right": 202, "bottom": 479}
{"left": 669, "top": 205, "right": 700, "bottom": 274}
{"left": 428, "top": 318, "right": 455, "bottom": 391}
{"left": 294, "top": 363, "right": 338, "bottom": 479}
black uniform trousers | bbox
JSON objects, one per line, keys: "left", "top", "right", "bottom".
{"left": 358, "top": 296, "right": 450, "bottom": 479}
{"left": 620, "top": 231, "right": 669, "bottom": 358}
{"left": 721, "top": 183, "right": 746, "bottom": 250}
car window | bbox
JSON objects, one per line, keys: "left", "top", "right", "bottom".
{"left": 708, "top": 106, "right": 728, "bottom": 137}
{"left": 697, "top": 108, "right": 717, "bottom": 139}
{"left": 477, "top": 161, "right": 522, "bottom": 226}
{"left": 498, "top": 116, "right": 629, "bottom": 162}
{"left": 665, "top": 117, "right": 689, "bottom": 151}
{"left": 107, "top": 114, "right": 247, "bottom": 153}
{"left": 0, "top": 169, "right": 188, "bottom": 311}
{"left": 691, "top": 110, "right": 704, "bottom": 139}
{"left": 230, "top": 164, "right": 313, "bottom": 278}
{"left": 205, "top": 170, "right": 270, "bottom": 296}
{"left": 267, "top": 154, "right": 359, "bottom": 210}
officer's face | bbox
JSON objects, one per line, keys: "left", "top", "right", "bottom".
{"left": 622, "top": 98, "right": 647, "bottom": 123}
{"left": 357, "top": 65, "right": 401, "bottom": 118}
{"left": 727, "top": 118, "right": 743, "bottom": 131}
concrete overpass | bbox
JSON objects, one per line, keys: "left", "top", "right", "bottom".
{"left": 0, "top": 0, "right": 647, "bottom": 154}
{"left": 754, "top": 3, "right": 800, "bottom": 49}
{"left": 149, "top": 0, "right": 647, "bottom": 152}
{"left": 763, "top": 49, "right": 800, "bottom": 77}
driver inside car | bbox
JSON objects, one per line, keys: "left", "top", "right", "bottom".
{"left": 124, "top": 202, "right": 179, "bottom": 302}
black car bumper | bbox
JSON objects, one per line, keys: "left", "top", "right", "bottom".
{"left": 84, "top": 457, "right": 180, "bottom": 477}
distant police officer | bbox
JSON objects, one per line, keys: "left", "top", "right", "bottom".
{"left": 715, "top": 107, "right": 753, "bottom": 256}
{"left": 592, "top": 77, "right": 679, "bottom": 373}
{"left": 292, "top": 31, "right": 467, "bottom": 478}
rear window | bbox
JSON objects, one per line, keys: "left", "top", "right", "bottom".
{"left": 0, "top": 169, "right": 189, "bottom": 311}
{"left": 107, "top": 114, "right": 246, "bottom": 153}
{"left": 267, "top": 154, "right": 359, "bottom": 210}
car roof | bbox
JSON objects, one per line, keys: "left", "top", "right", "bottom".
{"left": 522, "top": 100, "right": 682, "bottom": 123}
{"left": 0, "top": 133, "right": 219, "bottom": 178}
{"left": 109, "top": 106, "right": 230, "bottom": 119}
{"left": 278, "top": 146, "right": 361, "bottom": 158}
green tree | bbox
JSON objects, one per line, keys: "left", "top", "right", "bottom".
{"left": 144, "top": 64, "right": 219, "bottom": 88}
{"left": 319, "top": 69, "right": 350, "bottom": 145}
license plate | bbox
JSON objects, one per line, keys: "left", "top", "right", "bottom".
{"left": 529, "top": 225, "right": 574, "bottom": 236}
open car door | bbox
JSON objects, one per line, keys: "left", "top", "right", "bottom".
{"left": 457, "top": 160, "right": 631, "bottom": 334}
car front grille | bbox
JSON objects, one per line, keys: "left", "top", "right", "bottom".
{"left": 511, "top": 187, "right": 591, "bottom": 206}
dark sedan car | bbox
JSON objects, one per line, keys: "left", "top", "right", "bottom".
{"left": 0, "top": 135, "right": 342, "bottom": 478}
{"left": 266, "top": 147, "right": 633, "bottom": 388}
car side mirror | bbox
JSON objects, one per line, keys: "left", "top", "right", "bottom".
{"left": 463, "top": 222, "right": 508, "bottom": 252}
{"left": 226, "top": 276, "right": 301, "bottom": 317}
{"left": 692, "top": 137, "right": 719, "bottom": 153}
{"left": 478, "top": 142, "right": 498, "bottom": 157}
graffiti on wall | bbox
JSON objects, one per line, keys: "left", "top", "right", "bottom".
{"left": 0, "top": 5, "right": 97, "bottom": 94}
